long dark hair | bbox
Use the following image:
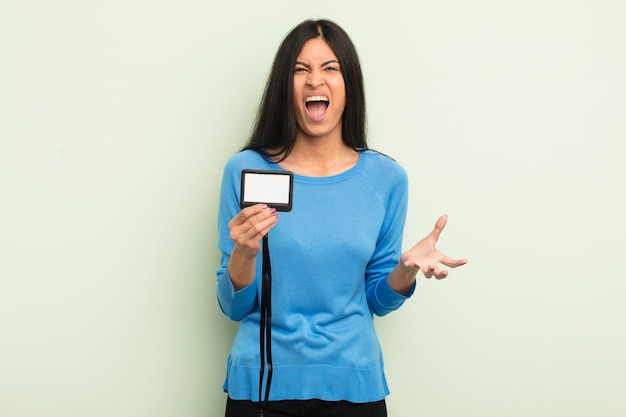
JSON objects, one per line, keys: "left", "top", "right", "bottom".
{"left": 242, "top": 19, "right": 367, "bottom": 160}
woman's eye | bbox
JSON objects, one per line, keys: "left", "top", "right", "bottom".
{"left": 294, "top": 67, "right": 307, "bottom": 73}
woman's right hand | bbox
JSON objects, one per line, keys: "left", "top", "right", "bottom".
{"left": 228, "top": 204, "right": 279, "bottom": 259}
{"left": 227, "top": 204, "right": 279, "bottom": 290}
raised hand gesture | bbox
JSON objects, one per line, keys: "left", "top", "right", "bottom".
{"left": 400, "top": 214, "right": 468, "bottom": 280}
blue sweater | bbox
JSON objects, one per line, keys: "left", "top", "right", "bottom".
{"left": 216, "top": 149, "right": 415, "bottom": 402}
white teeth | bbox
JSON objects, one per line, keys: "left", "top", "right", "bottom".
{"left": 306, "top": 96, "right": 329, "bottom": 102}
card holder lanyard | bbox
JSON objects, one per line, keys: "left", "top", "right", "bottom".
{"left": 258, "top": 234, "right": 273, "bottom": 417}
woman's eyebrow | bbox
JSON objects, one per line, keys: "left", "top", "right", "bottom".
{"left": 295, "top": 60, "right": 340, "bottom": 68}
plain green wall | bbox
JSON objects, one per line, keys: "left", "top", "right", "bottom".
{"left": 1, "top": 0, "right": 625, "bottom": 416}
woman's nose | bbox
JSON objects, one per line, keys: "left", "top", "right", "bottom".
{"left": 306, "top": 70, "right": 324, "bottom": 87}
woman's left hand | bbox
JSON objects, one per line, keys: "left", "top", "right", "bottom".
{"left": 400, "top": 214, "right": 468, "bottom": 279}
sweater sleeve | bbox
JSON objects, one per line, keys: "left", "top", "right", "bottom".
{"left": 364, "top": 159, "right": 415, "bottom": 316}
{"left": 215, "top": 155, "right": 259, "bottom": 321}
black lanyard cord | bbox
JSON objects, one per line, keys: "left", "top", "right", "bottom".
{"left": 259, "top": 234, "right": 273, "bottom": 417}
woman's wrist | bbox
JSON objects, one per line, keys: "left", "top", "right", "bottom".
{"left": 387, "top": 263, "right": 418, "bottom": 295}
{"left": 228, "top": 246, "right": 259, "bottom": 290}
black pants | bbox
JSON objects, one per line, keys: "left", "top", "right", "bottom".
{"left": 225, "top": 397, "right": 387, "bottom": 417}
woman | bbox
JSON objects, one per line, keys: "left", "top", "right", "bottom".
{"left": 216, "top": 19, "right": 467, "bottom": 417}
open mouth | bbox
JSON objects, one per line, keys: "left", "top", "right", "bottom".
{"left": 305, "top": 96, "right": 329, "bottom": 121}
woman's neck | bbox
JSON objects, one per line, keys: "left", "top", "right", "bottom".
{"left": 272, "top": 138, "right": 360, "bottom": 177}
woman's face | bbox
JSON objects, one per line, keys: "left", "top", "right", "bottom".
{"left": 292, "top": 37, "right": 346, "bottom": 141}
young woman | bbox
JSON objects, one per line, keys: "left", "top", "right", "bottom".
{"left": 216, "top": 19, "right": 467, "bottom": 417}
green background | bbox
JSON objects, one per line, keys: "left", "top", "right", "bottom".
{"left": 1, "top": 0, "right": 625, "bottom": 416}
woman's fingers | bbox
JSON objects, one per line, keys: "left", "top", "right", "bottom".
{"left": 440, "top": 255, "right": 468, "bottom": 268}
{"left": 231, "top": 204, "right": 271, "bottom": 227}
{"left": 229, "top": 204, "right": 279, "bottom": 250}
{"left": 420, "top": 265, "right": 444, "bottom": 280}
{"left": 422, "top": 265, "right": 435, "bottom": 279}
{"left": 430, "top": 214, "right": 448, "bottom": 242}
